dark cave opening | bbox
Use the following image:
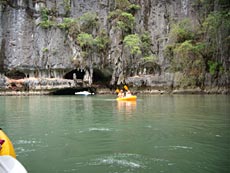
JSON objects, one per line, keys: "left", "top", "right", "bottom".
{"left": 63, "top": 68, "right": 112, "bottom": 87}
{"left": 93, "top": 68, "right": 112, "bottom": 85}
{"left": 5, "top": 70, "right": 26, "bottom": 79}
{"left": 63, "top": 69, "right": 85, "bottom": 80}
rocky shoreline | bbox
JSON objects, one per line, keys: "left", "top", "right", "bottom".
{"left": 97, "top": 87, "right": 229, "bottom": 95}
{"left": 0, "top": 90, "right": 50, "bottom": 96}
{"left": 0, "top": 77, "right": 229, "bottom": 96}
{"left": 0, "top": 87, "right": 228, "bottom": 96}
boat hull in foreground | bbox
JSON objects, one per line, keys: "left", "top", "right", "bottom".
{"left": 0, "top": 129, "right": 27, "bottom": 172}
{"left": 0, "top": 156, "right": 27, "bottom": 173}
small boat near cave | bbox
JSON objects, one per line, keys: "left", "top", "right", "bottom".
{"left": 75, "top": 91, "right": 94, "bottom": 96}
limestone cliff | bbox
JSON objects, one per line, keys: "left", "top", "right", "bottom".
{"left": 0, "top": 0, "right": 229, "bottom": 93}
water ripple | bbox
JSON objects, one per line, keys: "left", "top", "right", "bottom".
{"left": 99, "top": 158, "right": 141, "bottom": 168}
{"left": 15, "top": 147, "right": 35, "bottom": 154}
{"left": 169, "top": 145, "right": 193, "bottom": 150}
{"left": 89, "top": 128, "right": 112, "bottom": 132}
{"left": 79, "top": 128, "right": 114, "bottom": 133}
{"left": 15, "top": 139, "right": 40, "bottom": 145}
{"left": 154, "top": 145, "right": 193, "bottom": 150}
{"left": 91, "top": 153, "right": 144, "bottom": 170}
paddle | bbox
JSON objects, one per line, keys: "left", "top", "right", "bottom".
{"left": 115, "top": 88, "right": 120, "bottom": 94}
{"left": 124, "top": 85, "right": 128, "bottom": 91}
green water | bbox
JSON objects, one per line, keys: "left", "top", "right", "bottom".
{"left": 0, "top": 95, "right": 229, "bottom": 173}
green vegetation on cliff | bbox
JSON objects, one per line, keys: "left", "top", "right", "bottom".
{"left": 164, "top": 0, "right": 229, "bottom": 87}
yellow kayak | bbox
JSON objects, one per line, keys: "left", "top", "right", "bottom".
{"left": 116, "top": 95, "right": 137, "bottom": 101}
{"left": 0, "top": 129, "right": 16, "bottom": 158}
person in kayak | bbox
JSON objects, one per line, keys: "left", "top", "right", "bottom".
{"left": 126, "top": 90, "right": 132, "bottom": 97}
{"left": 118, "top": 89, "right": 124, "bottom": 98}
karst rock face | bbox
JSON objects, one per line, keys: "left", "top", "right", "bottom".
{"left": 0, "top": 0, "right": 229, "bottom": 91}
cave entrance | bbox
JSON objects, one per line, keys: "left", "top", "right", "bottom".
{"left": 63, "top": 69, "right": 85, "bottom": 80}
{"left": 5, "top": 70, "right": 26, "bottom": 79}
{"left": 93, "top": 68, "right": 112, "bottom": 85}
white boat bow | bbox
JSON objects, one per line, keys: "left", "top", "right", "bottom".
{"left": 0, "top": 155, "right": 27, "bottom": 173}
{"left": 75, "top": 91, "right": 94, "bottom": 96}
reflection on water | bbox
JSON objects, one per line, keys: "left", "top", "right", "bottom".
{"left": 0, "top": 95, "right": 229, "bottom": 173}
{"left": 116, "top": 101, "right": 137, "bottom": 115}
